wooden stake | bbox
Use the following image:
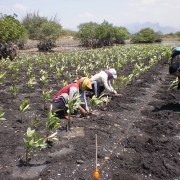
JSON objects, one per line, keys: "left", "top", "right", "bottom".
{"left": 93, "top": 134, "right": 99, "bottom": 180}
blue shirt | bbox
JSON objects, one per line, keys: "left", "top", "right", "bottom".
{"left": 172, "top": 47, "right": 180, "bottom": 52}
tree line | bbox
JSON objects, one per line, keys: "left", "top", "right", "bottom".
{"left": 0, "top": 12, "right": 180, "bottom": 51}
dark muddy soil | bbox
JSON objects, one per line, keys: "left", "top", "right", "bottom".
{"left": 0, "top": 52, "right": 180, "bottom": 180}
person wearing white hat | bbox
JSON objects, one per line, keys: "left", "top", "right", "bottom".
{"left": 89, "top": 68, "right": 122, "bottom": 97}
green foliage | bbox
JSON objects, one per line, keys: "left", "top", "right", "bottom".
{"left": 0, "top": 110, "right": 6, "bottom": 121}
{"left": 10, "top": 84, "right": 18, "bottom": 99}
{"left": 77, "top": 20, "right": 130, "bottom": 46}
{"left": 175, "top": 31, "right": 180, "bottom": 38}
{"left": 94, "top": 20, "right": 114, "bottom": 41}
{"left": 0, "top": 13, "right": 28, "bottom": 43}
{"left": 89, "top": 95, "right": 103, "bottom": 110}
{"left": 20, "top": 99, "right": 30, "bottom": 123}
{"left": 39, "top": 21, "right": 62, "bottom": 41}
{"left": 77, "top": 22, "right": 98, "bottom": 43}
{"left": 0, "top": 72, "right": 6, "bottom": 85}
{"left": 66, "top": 93, "right": 84, "bottom": 130}
{"left": 22, "top": 12, "right": 62, "bottom": 41}
{"left": 113, "top": 26, "right": 130, "bottom": 43}
{"left": 23, "top": 127, "right": 47, "bottom": 166}
{"left": 42, "top": 90, "right": 52, "bottom": 111}
{"left": 131, "top": 28, "right": 156, "bottom": 43}
{"left": 45, "top": 104, "right": 60, "bottom": 142}
{"left": 89, "top": 94, "right": 109, "bottom": 110}
{"left": 168, "top": 77, "right": 179, "bottom": 91}
{"left": 46, "top": 104, "right": 60, "bottom": 131}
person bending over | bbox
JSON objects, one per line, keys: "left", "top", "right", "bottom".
{"left": 52, "top": 77, "right": 92, "bottom": 119}
{"left": 169, "top": 45, "right": 180, "bottom": 64}
{"left": 89, "top": 68, "right": 122, "bottom": 97}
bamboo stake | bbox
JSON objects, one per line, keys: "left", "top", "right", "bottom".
{"left": 93, "top": 134, "right": 99, "bottom": 180}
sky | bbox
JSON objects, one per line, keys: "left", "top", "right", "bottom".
{"left": 1, "top": 0, "right": 180, "bottom": 31}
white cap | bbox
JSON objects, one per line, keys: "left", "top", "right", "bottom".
{"left": 109, "top": 68, "right": 117, "bottom": 79}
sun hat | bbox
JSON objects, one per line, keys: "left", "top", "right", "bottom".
{"left": 109, "top": 68, "right": 117, "bottom": 79}
{"left": 169, "top": 62, "right": 180, "bottom": 74}
{"left": 77, "top": 77, "right": 92, "bottom": 91}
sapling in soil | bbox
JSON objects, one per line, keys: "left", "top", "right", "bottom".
{"left": 40, "top": 73, "right": 48, "bottom": 91}
{"left": 12, "top": 73, "right": 18, "bottom": 82}
{"left": 0, "top": 110, "right": 6, "bottom": 121}
{"left": 0, "top": 72, "right": 6, "bottom": 85}
{"left": 9, "top": 84, "right": 18, "bottom": 100}
{"left": 23, "top": 127, "right": 48, "bottom": 166}
{"left": 89, "top": 94, "right": 109, "bottom": 111}
{"left": 56, "top": 66, "right": 65, "bottom": 85}
{"left": 41, "top": 90, "right": 52, "bottom": 111}
{"left": 45, "top": 104, "right": 60, "bottom": 143}
{"left": 61, "top": 79, "right": 68, "bottom": 87}
{"left": 27, "top": 77, "right": 37, "bottom": 98}
{"left": 20, "top": 99, "right": 30, "bottom": 123}
{"left": 27, "top": 65, "right": 33, "bottom": 78}
{"left": 66, "top": 93, "right": 84, "bottom": 130}
{"left": 31, "top": 116, "right": 41, "bottom": 128}
{"left": 118, "top": 76, "right": 127, "bottom": 87}
{"left": 168, "top": 77, "right": 178, "bottom": 91}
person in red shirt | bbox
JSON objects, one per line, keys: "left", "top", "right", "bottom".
{"left": 52, "top": 77, "right": 92, "bottom": 119}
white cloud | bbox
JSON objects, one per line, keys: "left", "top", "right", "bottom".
{"left": 78, "top": 12, "right": 95, "bottom": 18}
{"left": 0, "top": 5, "right": 9, "bottom": 10}
{"left": 14, "top": 4, "right": 28, "bottom": 12}
{"left": 141, "top": 0, "right": 155, "bottom": 4}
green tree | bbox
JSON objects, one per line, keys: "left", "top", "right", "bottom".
{"left": 77, "top": 22, "right": 99, "bottom": 43}
{"left": 113, "top": 26, "right": 130, "bottom": 43}
{"left": 94, "top": 20, "right": 114, "bottom": 45}
{"left": 22, "top": 12, "right": 62, "bottom": 41}
{"left": 0, "top": 13, "right": 28, "bottom": 43}
{"left": 175, "top": 31, "right": 180, "bottom": 38}
{"left": 131, "top": 28, "right": 156, "bottom": 43}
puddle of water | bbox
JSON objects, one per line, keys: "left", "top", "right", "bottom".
{"left": 13, "top": 160, "right": 47, "bottom": 179}
{"left": 63, "top": 127, "right": 84, "bottom": 138}
{"left": 48, "top": 146, "right": 73, "bottom": 157}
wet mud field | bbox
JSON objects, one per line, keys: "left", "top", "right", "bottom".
{"left": 0, "top": 54, "right": 180, "bottom": 180}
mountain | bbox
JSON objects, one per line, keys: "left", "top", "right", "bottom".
{"left": 124, "top": 22, "right": 178, "bottom": 34}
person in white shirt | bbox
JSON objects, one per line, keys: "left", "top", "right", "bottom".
{"left": 89, "top": 68, "right": 122, "bottom": 97}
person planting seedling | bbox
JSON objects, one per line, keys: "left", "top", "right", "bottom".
{"left": 88, "top": 68, "right": 122, "bottom": 97}
{"left": 52, "top": 77, "right": 92, "bottom": 119}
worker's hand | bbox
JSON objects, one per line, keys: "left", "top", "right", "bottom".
{"left": 115, "top": 93, "right": 122, "bottom": 97}
{"left": 80, "top": 109, "right": 87, "bottom": 117}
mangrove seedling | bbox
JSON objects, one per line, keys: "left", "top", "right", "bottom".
{"left": 40, "top": 74, "right": 48, "bottom": 91}
{"left": 20, "top": 99, "right": 30, "bottom": 123}
{"left": 27, "top": 77, "right": 37, "bottom": 98}
{"left": 31, "top": 116, "right": 41, "bottom": 128}
{"left": 0, "top": 72, "right": 6, "bottom": 85}
{"left": 168, "top": 77, "right": 178, "bottom": 91}
{"left": 89, "top": 94, "right": 109, "bottom": 111}
{"left": 41, "top": 90, "right": 52, "bottom": 111}
{"left": 56, "top": 65, "right": 65, "bottom": 85}
{"left": 0, "top": 110, "right": 6, "bottom": 121}
{"left": 66, "top": 93, "right": 84, "bottom": 130}
{"left": 45, "top": 104, "right": 60, "bottom": 143}
{"left": 23, "top": 127, "right": 48, "bottom": 166}
{"left": 10, "top": 84, "right": 18, "bottom": 100}
{"left": 27, "top": 65, "right": 33, "bottom": 78}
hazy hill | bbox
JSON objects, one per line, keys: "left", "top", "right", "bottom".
{"left": 124, "top": 22, "right": 178, "bottom": 34}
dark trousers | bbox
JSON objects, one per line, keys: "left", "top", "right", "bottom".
{"left": 87, "top": 81, "right": 105, "bottom": 97}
